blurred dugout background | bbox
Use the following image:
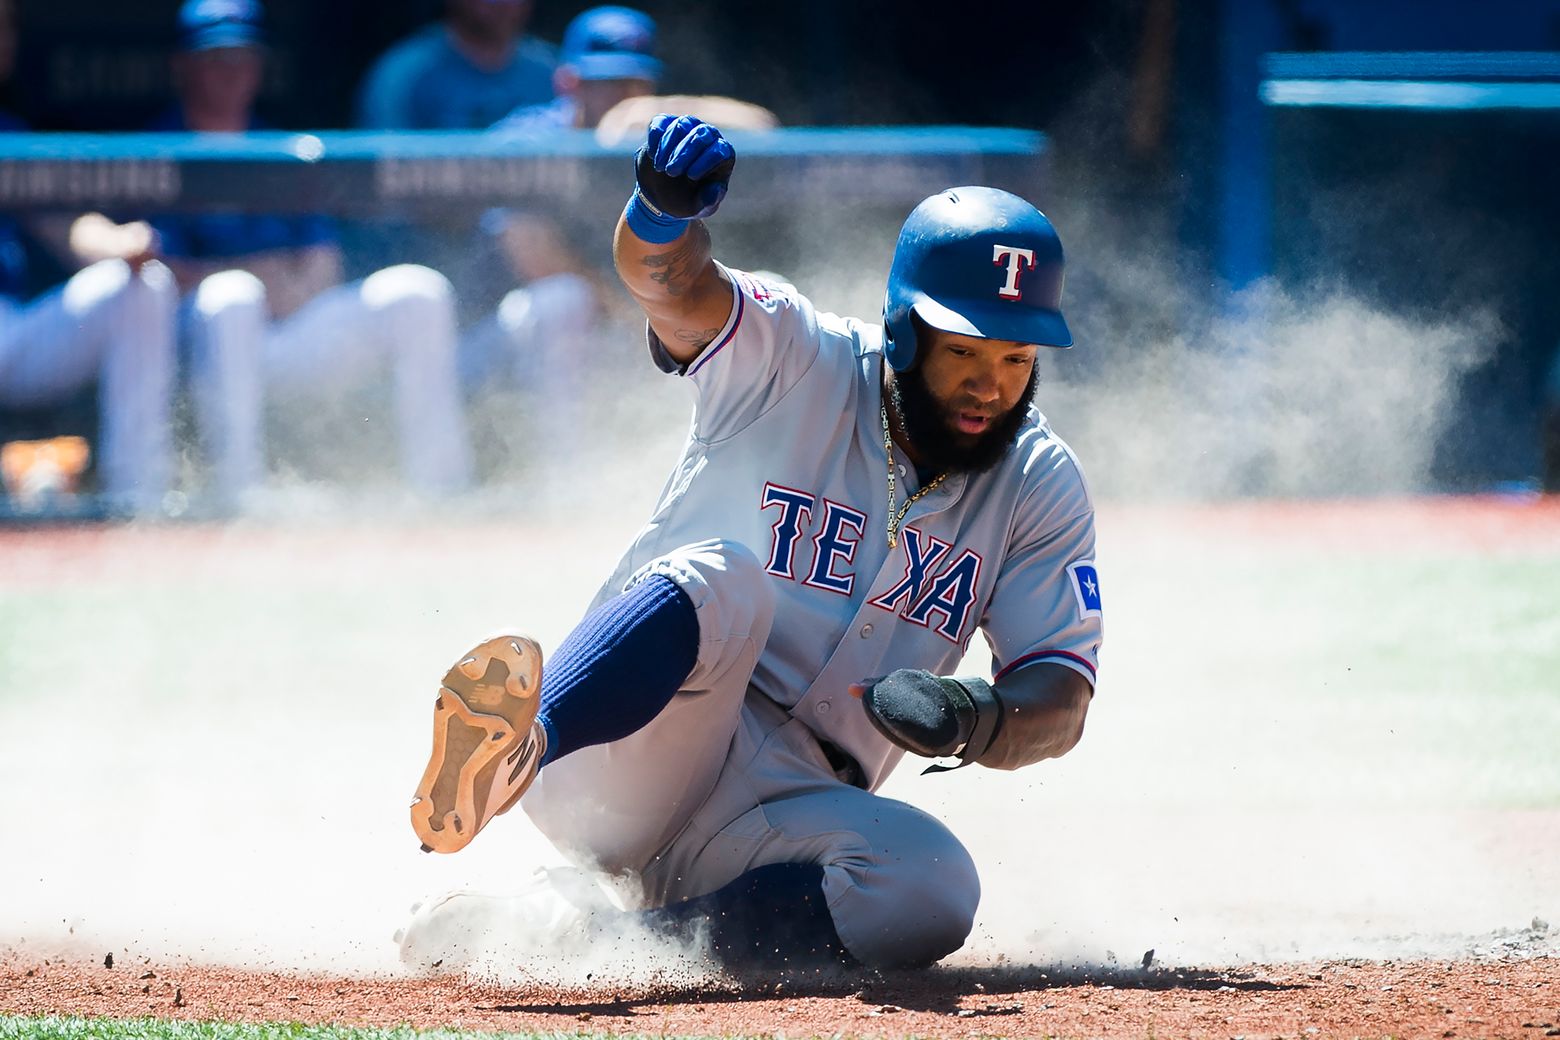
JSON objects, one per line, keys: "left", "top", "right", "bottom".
{"left": 3, "top": 0, "right": 1560, "bottom": 510}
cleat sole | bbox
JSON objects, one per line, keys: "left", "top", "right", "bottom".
{"left": 410, "top": 634, "right": 544, "bottom": 854}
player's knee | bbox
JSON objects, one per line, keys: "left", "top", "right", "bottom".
{"left": 831, "top": 823, "right": 980, "bottom": 967}
{"left": 709, "top": 538, "right": 767, "bottom": 586}
{"left": 900, "top": 838, "right": 981, "bottom": 964}
{"left": 683, "top": 539, "right": 775, "bottom": 642}
{"left": 493, "top": 275, "right": 595, "bottom": 362}
{"left": 361, "top": 264, "right": 455, "bottom": 313}
{"left": 634, "top": 540, "right": 775, "bottom": 686}
{"left": 59, "top": 258, "right": 134, "bottom": 314}
{"left": 525, "top": 273, "right": 595, "bottom": 326}
{"left": 193, "top": 269, "right": 266, "bottom": 318}
{"left": 65, "top": 261, "right": 174, "bottom": 339}
{"left": 134, "top": 260, "right": 178, "bottom": 305}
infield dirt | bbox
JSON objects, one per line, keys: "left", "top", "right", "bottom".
{"left": 5, "top": 950, "right": 1560, "bottom": 1038}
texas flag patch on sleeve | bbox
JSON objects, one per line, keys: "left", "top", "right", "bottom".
{"left": 1067, "top": 560, "right": 1102, "bottom": 618}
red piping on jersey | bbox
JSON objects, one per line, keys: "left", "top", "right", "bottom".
{"left": 686, "top": 287, "right": 746, "bottom": 377}
{"left": 993, "top": 649, "right": 1096, "bottom": 680}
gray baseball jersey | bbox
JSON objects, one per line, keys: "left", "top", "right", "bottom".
{"left": 595, "top": 265, "right": 1103, "bottom": 790}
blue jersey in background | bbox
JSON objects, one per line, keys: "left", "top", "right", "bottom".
{"left": 0, "top": 111, "right": 31, "bottom": 299}
{"left": 146, "top": 110, "right": 337, "bottom": 260}
{"left": 357, "top": 25, "right": 556, "bottom": 130}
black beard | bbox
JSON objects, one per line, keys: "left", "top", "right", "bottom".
{"left": 890, "top": 363, "right": 1039, "bottom": 474}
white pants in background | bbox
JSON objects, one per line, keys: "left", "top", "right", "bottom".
{"left": 460, "top": 272, "right": 595, "bottom": 463}
{"left": 0, "top": 259, "right": 179, "bottom": 508}
{"left": 187, "top": 264, "right": 473, "bottom": 498}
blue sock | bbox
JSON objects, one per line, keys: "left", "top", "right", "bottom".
{"left": 535, "top": 574, "right": 699, "bottom": 766}
{"left": 644, "top": 862, "right": 855, "bottom": 969}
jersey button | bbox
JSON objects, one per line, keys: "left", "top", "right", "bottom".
{"left": 815, "top": 700, "right": 832, "bottom": 715}
{"left": 860, "top": 623, "right": 874, "bottom": 637}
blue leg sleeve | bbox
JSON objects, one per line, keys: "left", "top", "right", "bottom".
{"left": 536, "top": 574, "right": 699, "bottom": 766}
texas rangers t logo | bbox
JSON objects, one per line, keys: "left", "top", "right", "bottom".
{"left": 992, "top": 244, "right": 1037, "bottom": 300}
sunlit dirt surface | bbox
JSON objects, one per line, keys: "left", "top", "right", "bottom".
{"left": 4, "top": 951, "right": 1559, "bottom": 1039}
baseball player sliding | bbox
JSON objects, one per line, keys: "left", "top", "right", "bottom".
{"left": 404, "top": 115, "right": 1103, "bottom": 970}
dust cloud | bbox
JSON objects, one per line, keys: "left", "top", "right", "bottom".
{"left": 0, "top": 194, "right": 1551, "bottom": 985}
{"left": 1034, "top": 286, "right": 1500, "bottom": 500}
{"left": 2, "top": 500, "right": 1555, "bottom": 980}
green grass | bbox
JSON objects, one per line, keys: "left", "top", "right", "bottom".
{"left": 0, "top": 1017, "right": 610, "bottom": 1040}
{"left": 1093, "top": 543, "right": 1560, "bottom": 810}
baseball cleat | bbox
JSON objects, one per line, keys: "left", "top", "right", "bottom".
{"left": 395, "top": 867, "right": 619, "bottom": 973}
{"left": 411, "top": 634, "right": 547, "bottom": 854}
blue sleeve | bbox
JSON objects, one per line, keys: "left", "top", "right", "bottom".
{"left": 0, "top": 116, "right": 31, "bottom": 297}
{"left": 296, "top": 215, "right": 338, "bottom": 249}
{"left": 150, "top": 217, "right": 191, "bottom": 258}
{"left": 357, "top": 40, "right": 423, "bottom": 129}
{"left": 150, "top": 213, "right": 336, "bottom": 259}
{"left": 0, "top": 217, "right": 28, "bottom": 298}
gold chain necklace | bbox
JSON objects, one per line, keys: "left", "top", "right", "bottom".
{"left": 881, "top": 400, "right": 947, "bottom": 549}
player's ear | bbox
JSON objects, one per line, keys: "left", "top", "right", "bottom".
{"left": 554, "top": 66, "right": 580, "bottom": 97}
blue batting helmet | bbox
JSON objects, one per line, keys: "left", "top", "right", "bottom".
{"left": 882, "top": 186, "right": 1071, "bottom": 371}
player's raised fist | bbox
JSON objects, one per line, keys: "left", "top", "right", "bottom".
{"left": 635, "top": 113, "right": 736, "bottom": 221}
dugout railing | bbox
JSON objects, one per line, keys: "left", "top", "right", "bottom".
{"left": 0, "top": 127, "right": 1049, "bottom": 520}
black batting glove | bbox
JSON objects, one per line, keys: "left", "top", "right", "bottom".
{"left": 635, "top": 114, "right": 736, "bottom": 220}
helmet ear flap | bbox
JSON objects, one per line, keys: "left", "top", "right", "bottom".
{"left": 882, "top": 293, "right": 920, "bottom": 371}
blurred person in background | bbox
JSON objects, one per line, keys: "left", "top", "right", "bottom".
{"left": 0, "top": 0, "right": 179, "bottom": 514}
{"left": 491, "top": 4, "right": 659, "bottom": 134}
{"left": 491, "top": 4, "right": 778, "bottom": 141}
{"left": 469, "top": 7, "right": 776, "bottom": 475}
{"left": 152, "top": 0, "right": 473, "bottom": 505}
{"left": 354, "top": 0, "right": 559, "bottom": 398}
{"left": 357, "top": 0, "right": 556, "bottom": 130}
{"left": 464, "top": 5, "right": 664, "bottom": 465}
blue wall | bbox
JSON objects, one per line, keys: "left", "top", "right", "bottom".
{"left": 1207, "top": 0, "right": 1560, "bottom": 487}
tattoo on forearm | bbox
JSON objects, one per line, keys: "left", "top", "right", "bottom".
{"left": 675, "top": 327, "right": 720, "bottom": 346}
{"left": 639, "top": 234, "right": 704, "bottom": 298}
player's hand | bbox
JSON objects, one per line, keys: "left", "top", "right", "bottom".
{"left": 852, "top": 669, "right": 986, "bottom": 759}
{"left": 634, "top": 114, "right": 736, "bottom": 221}
{"left": 118, "top": 221, "right": 162, "bottom": 272}
{"left": 69, "top": 214, "right": 161, "bottom": 271}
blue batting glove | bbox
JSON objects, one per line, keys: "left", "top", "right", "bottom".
{"left": 625, "top": 114, "right": 736, "bottom": 242}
